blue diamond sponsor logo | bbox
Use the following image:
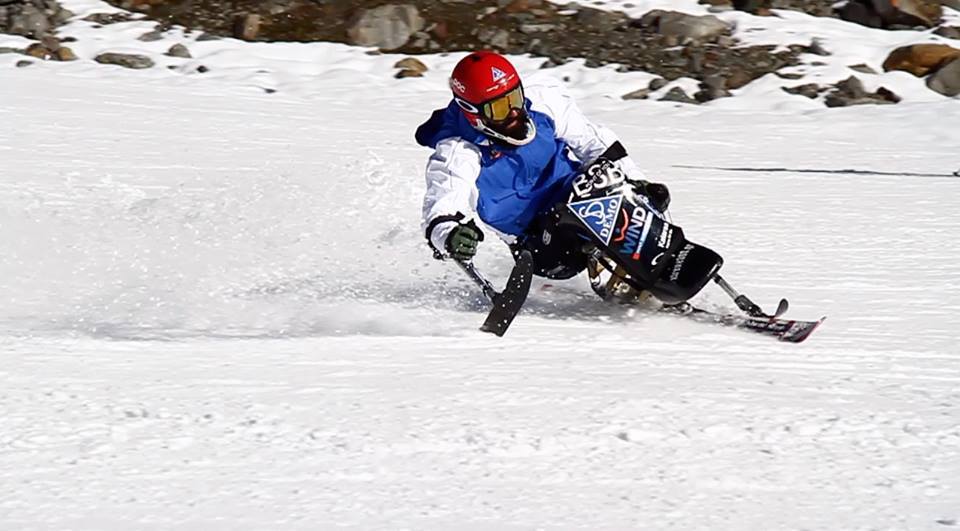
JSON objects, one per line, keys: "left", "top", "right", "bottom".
{"left": 568, "top": 195, "right": 623, "bottom": 246}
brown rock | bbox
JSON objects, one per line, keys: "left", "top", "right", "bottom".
{"left": 726, "top": 69, "right": 754, "bottom": 89}
{"left": 505, "top": 0, "right": 544, "bottom": 13}
{"left": 894, "top": 0, "right": 942, "bottom": 27}
{"left": 394, "top": 57, "right": 428, "bottom": 75}
{"left": 234, "top": 13, "right": 261, "bottom": 41}
{"left": 395, "top": 69, "right": 424, "bottom": 79}
{"left": 430, "top": 21, "right": 449, "bottom": 41}
{"left": 882, "top": 43, "right": 960, "bottom": 76}
{"left": 25, "top": 43, "right": 53, "bottom": 60}
{"left": 55, "top": 46, "right": 77, "bottom": 61}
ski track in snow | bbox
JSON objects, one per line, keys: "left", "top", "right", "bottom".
{"left": 2, "top": 0, "right": 960, "bottom": 528}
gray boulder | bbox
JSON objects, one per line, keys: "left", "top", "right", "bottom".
{"left": 347, "top": 4, "right": 424, "bottom": 51}
{"left": 8, "top": 5, "right": 50, "bottom": 38}
{"left": 927, "top": 57, "right": 960, "bottom": 97}
{"left": 659, "top": 86, "right": 698, "bottom": 104}
{"left": 165, "top": 43, "right": 192, "bottom": 58}
{"left": 95, "top": 52, "right": 155, "bottom": 69}
{"left": 641, "top": 10, "right": 731, "bottom": 42}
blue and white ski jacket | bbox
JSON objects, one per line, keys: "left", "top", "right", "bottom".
{"left": 417, "top": 75, "right": 645, "bottom": 255}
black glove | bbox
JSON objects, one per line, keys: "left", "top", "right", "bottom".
{"left": 445, "top": 221, "right": 484, "bottom": 261}
{"left": 632, "top": 180, "right": 670, "bottom": 212}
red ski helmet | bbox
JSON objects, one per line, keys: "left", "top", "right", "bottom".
{"left": 449, "top": 51, "right": 535, "bottom": 146}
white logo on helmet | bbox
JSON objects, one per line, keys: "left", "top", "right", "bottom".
{"left": 491, "top": 67, "right": 507, "bottom": 82}
{"left": 451, "top": 78, "right": 466, "bottom": 93}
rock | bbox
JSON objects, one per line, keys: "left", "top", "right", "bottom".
{"left": 166, "top": 43, "right": 191, "bottom": 58}
{"left": 848, "top": 63, "right": 878, "bottom": 74}
{"left": 196, "top": 65, "right": 209, "bottom": 73}
{"left": 695, "top": 75, "right": 731, "bottom": 101}
{"left": 732, "top": 0, "right": 770, "bottom": 13}
{"left": 55, "top": 46, "right": 77, "bottom": 61}
{"left": 834, "top": 75, "right": 867, "bottom": 98}
{"left": 196, "top": 32, "right": 221, "bottom": 42}
{"left": 622, "top": 88, "right": 650, "bottom": 99}
{"left": 774, "top": 71, "right": 804, "bottom": 80}
{"left": 726, "top": 69, "right": 754, "bottom": 89}
{"left": 394, "top": 56, "right": 428, "bottom": 78}
{"left": 347, "top": 4, "right": 424, "bottom": 51}
{"left": 138, "top": 29, "right": 164, "bottom": 41}
{"left": 95, "top": 52, "right": 155, "bottom": 69}
{"left": 25, "top": 43, "right": 53, "bottom": 59}
{"left": 83, "top": 12, "right": 136, "bottom": 25}
{"left": 659, "top": 86, "right": 698, "bottom": 103}
{"left": 52, "top": 7, "right": 73, "bottom": 25}
{"left": 894, "top": 0, "right": 942, "bottom": 27}
{"left": 875, "top": 86, "right": 901, "bottom": 102}
{"left": 806, "top": 38, "right": 830, "bottom": 56}
{"left": 883, "top": 43, "right": 960, "bottom": 76}
{"left": 478, "top": 27, "right": 510, "bottom": 49}
{"left": 504, "top": 0, "right": 543, "bottom": 13}
{"left": 40, "top": 35, "right": 60, "bottom": 52}
{"left": 934, "top": 26, "right": 960, "bottom": 40}
{"left": 839, "top": 0, "right": 942, "bottom": 28}
{"left": 519, "top": 23, "right": 557, "bottom": 34}
{"left": 234, "top": 13, "right": 261, "bottom": 41}
{"left": 927, "top": 57, "right": 960, "bottom": 96}
{"left": 782, "top": 83, "right": 821, "bottom": 98}
{"left": 8, "top": 6, "right": 50, "bottom": 38}
{"left": 824, "top": 76, "right": 900, "bottom": 106}
{"left": 0, "top": 47, "right": 23, "bottom": 54}
{"left": 642, "top": 10, "right": 731, "bottom": 42}
{"left": 648, "top": 77, "right": 668, "bottom": 90}
{"left": 429, "top": 21, "right": 449, "bottom": 41}
{"left": 16, "top": 59, "right": 33, "bottom": 67}
{"left": 576, "top": 8, "right": 628, "bottom": 31}
{"left": 837, "top": 0, "right": 883, "bottom": 28}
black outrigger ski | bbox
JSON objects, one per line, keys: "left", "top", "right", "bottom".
{"left": 456, "top": 250, "right": 533, "bottom": 337}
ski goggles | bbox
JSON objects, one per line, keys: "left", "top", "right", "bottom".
{"left": 455, "top": 85, "right": 525, "bottom": 123}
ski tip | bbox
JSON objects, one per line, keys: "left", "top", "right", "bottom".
{"left": 780, "top": 315, "right": 826, "bottom": 343}
{"left": 773, "top": 298, "right": 789, "bottom": 318}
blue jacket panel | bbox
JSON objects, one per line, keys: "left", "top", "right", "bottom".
{"left": 416, "top": 101, "right": 582, "bottom": 236}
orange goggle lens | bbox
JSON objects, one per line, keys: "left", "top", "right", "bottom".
{"left": 482, "top": 86, "right": 524, "bottom": 122}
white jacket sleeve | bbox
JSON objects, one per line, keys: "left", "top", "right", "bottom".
{"left": 526, "top": 76, "right": 647, "bottom": 181}
{"left": 421, "top": 137, "right": 482, "bottom": 254}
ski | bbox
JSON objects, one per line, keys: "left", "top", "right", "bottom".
{"left": 480, "top": 250, "right": 534, "bottom": 336}
{"left": 663, "top": 303, "right": 826, "bottom": 343}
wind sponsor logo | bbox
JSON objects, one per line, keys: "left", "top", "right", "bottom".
{"left": 613, "top": 206, "right": 653, "bottom": 261}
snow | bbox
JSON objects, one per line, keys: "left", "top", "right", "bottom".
{"left": 2, "top": 0, "right": 960, "bottom": 528}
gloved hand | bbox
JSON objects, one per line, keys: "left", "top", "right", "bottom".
{"left": 632, "top": 180, "right": 670, "bottom": 212}
{"left": 445, "top": 221, "right": 484, "bottom": 261}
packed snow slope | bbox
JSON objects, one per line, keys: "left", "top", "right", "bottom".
{"left": 2, "top": 1, "right": 960, "bottom": 529}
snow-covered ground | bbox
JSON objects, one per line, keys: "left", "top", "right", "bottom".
{"left": 2, "top": 0, "right": 960, "bottom": 529}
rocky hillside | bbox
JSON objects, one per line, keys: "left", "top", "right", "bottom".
{"left": 3, "top": 0, "right": 960, "bottom": 104}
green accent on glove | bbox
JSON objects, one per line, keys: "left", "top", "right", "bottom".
{"left": 446, "top": 222, "right": 484, "bottom": 261}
